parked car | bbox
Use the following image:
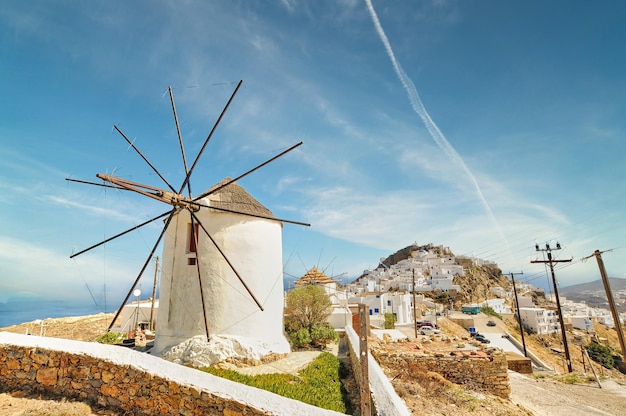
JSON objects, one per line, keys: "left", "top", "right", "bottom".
{"left": 475, "top": 334, "right": 491, "bottom": 344}
{"left": 487, "top": 320, "right": 496, "bottom": 327}
{"left": 416, "top": 321, "right": 440, "bottom": 329}
{"left": 419, "top": 326, "right": 441, "bottom": 335}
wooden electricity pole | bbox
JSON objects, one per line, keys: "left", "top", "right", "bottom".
{"left": 149, "top": 256, "right": 159, "bottom": 331}
{"left": 509, "top": 271, "right": 527, "bottom": 357}
{"left": 531, "top": 242, "right": 573, "bottom": 372}
{"left": 358, "top": 303, "right": 371, "bottom": 416}
{"left": 589, "top": 250, "right": 626, "bottom": 360}
{"left": 412, "top": 269, "right": 418, "bottom": 338}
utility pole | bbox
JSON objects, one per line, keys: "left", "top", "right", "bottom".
{"left": 412, "top": 269, "right": 418, "bottom": 338}
{"left": 509, "top": 271, "right": 527, "bottom": 357}
{"left": 358, "top": 303, "right": 371, "bottom": 416}
{"left": 150, "top": 256, "right": 159, "bottom": 332}
{"left": 587, "top": 250, "right": 626, "bottom": 360}
{"left": 531, "top": 242, "right": 573, "bottom": 373}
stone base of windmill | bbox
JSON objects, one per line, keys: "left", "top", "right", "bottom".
{"left": 157, "top": 335, "right": 291, "bottom": 368}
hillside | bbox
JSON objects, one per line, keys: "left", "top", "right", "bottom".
{"left": 560, "top": 277, "right": 626, "bottom": 294}
{"left": 360, "top": 243, "right": 513, "bottom": 307}
{"left": 560, "top": 278, "right": 626, "bottom": 312}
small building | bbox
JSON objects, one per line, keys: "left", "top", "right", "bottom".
{"left": 110, "top": 299, "right": 159, "bottom": 334}
{"left": 570, "top": 315, "right": 593, "bottom": 331}
{"left": 518, "top": 307, "right": 559, "bottom": 334}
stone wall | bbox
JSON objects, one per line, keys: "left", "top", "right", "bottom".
{"left": 371, "top": 348, "right": 511, "bottom": 398}
{"left": 0, "top": 332, "right": 343, "bottom": 416}
{"left": 505, "top": 352, "right": 533, "bottom": 374}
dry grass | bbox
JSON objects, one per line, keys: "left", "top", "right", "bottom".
{"left": 0, "top": 393, "right": 96, "bottom": 416}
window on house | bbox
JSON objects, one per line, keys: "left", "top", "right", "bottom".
{"left": 188, "top": 223, "right": 199, "bottom": 253}
{"left": 374, "top": 308, "right": 380, "bottom": 313}
{"left": 387, "top": 300, "right": 391, "bottom": 306}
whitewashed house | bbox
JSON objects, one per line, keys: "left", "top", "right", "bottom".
{"left": 518, "top": 307, "right": 560, "bottom": 334}
{"left": 481, "top": 298, "right": 509, "bottom": 315}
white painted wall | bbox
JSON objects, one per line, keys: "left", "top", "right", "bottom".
{"left": 153, "top": 203, "right": 289, "bottom": 357}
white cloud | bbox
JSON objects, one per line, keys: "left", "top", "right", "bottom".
{"left": 0, "top": 236, "right": 137, "bottom": 304}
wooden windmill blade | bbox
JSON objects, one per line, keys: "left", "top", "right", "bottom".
{"left": 69, "top": 209, "right": 172, "bottom": 259}
{"left": 113, "top": 124, "right": 177, "bottom": 194}
{"left": 177, "top": 80, "right": 243, "bottom": 195}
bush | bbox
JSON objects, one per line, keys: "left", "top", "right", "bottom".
{"left": 480, "top": 306, "right": 502, "bottom": 320}
{"left": 96, "top": 332, "right": 125, "bottom": 344}
{"left": 288, "top": 328, "right": 312, "bottom": 348}
{"left": 587, "top": 342, "right": 614, "bottom": 369}
{"left": 202, "top": 352, "right": 349, "bottom": 413}
{"left": 384, "top": 313, "right": 396, "bottom": 329}
{"left": 309, "top": 323, "right": 339, "bottom": 347}
{"left": 284, "top": 285, "right": 336, "bottom": 349}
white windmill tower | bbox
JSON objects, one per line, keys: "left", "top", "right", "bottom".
{"left": 69, "top": 81, "right": 308, "bottom": 364}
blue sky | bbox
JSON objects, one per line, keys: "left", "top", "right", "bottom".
{"left": 1, "top": 1, "right": 625, "bottom": 311}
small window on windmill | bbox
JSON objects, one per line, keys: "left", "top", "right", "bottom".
{"left": 187, "top": 223, "right": 199, "bottom": 252}
{"left": 187, "top": 223, "right": 199, "bottom": 266}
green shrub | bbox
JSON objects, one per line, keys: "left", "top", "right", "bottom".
{"left": 587, "top": 342, "right": 614, "bottom": 369}
{"left": 480, "top": 306, "right": 502, "bottom": 320}
{"left": 288, "top": 328, "right": 312, "bottom": 348}
{"left": 309, "top": 323, "right": 339, "bottom": 347}
{"left": 384, "top": 313, "right": 396, "bottom": 329}
{"left": 96, "top": 332, "right": 125, "bottom": 344}
{"left": 202, "top": 352, "right": 349, "bottom": 413}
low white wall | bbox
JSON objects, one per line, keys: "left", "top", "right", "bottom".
{"left": 0, "top": 332, "right": 343, "bottom": 416}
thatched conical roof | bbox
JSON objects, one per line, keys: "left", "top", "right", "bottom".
{"left": 295, "top": 267, "right": 336, "bottom": 286}
{"left": 203, "top": 178, "right": 276, "bottom": 219}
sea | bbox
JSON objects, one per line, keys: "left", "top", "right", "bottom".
{"left": 0, "top": 299, "right": 110, "bottom": 328}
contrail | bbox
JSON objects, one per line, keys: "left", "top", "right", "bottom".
{"left": 364, "top": 0, "right": 510, "bottom": 254}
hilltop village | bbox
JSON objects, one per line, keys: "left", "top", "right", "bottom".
{"left": 292, "top": 242, "right": 626, "bottom": 336}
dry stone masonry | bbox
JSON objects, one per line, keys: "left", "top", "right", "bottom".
{"left": 371, "top": 347, "right": 511, "bottom": 398}
{"left": 0, "top": 333, "right": 343, "bottom": 416}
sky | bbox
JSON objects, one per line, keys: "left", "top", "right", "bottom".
{"left": 1, "top": 0, "right": 626, "bottom": 313}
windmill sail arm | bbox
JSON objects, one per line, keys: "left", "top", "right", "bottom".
{"left": 113, "top": 125, "right": 176, "bottom": 193}
{"left": 70, "top": 210, "right": 172, "bottom": 259}
{"left": 65, "top": 177, "right": 126, "bottom": 191}
{"left": 96, "top": 174, "right": 199, "bottom": 210}
{"left": 193, "top": 202, "right": 310, "bottom": 227}
{"left": 193, "top": 141, "right": 303, "bottom": 201}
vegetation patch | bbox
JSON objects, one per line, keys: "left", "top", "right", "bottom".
{"left": 96, "top": 331, "right": 125, "bottom": 344}
{"left": 284, "top": 285, "right": 338, "bottom": 349}
{"left": 587, "top": 342, "right": 615, "bottom": 369}
{"left": 480, "top": 306, "right": 502, "bottom": 320}
{"left": 384, "top": 313, "right": 397, "bottom": 329}
{"left": 201, "top": 352, "right": 350, "bottom": 413}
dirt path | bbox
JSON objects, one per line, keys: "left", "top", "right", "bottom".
{"left": 509, "top": 371, "right": 626, "bottom": 416}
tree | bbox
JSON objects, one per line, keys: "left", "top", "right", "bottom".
{"left": 284, "top": 285, "right": 337, "bottom": 348}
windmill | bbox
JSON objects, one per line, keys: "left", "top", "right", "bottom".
{"left": 68, "top": 80, "right": 309, "bottom": 358}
